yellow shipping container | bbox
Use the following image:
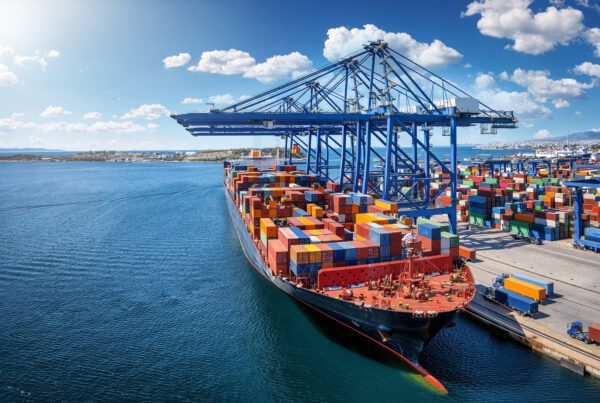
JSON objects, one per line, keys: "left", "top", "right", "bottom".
{"left": 260, "top": 218, "right": 278, "bottom": 238}
{"left": 375, "top": 199, "right": 398, "bottom": 212}
{"left": 311, "top": 205, "right": 323, "bottom": 218}
{"left": 306, "top": 203, "right": 316, "bottom": 215}
{"left": 504, "top": 277, "right": 546, "bottom": 301}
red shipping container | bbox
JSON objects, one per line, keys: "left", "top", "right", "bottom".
{"left": 589, "top": 323, "right": 600, "bottom": 342}
{"left": 268, "top": 239, "right": 289, "bottom": 264}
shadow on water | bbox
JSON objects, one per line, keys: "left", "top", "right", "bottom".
{"left": 290, "top": 299, "right": 414, "bottom": 372}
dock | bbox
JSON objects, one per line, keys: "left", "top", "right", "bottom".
{"left": 458, "top": 225, "right": 600, "bottom": 378}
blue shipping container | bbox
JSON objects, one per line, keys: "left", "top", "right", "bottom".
{"left": 494, "top": 287, "right": 538, "bottom": 315}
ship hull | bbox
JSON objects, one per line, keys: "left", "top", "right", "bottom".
{"left": 224, "top": 188, "right": 460, "bottom": 388}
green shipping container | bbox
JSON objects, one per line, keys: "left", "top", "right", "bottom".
{"left": 469, "top": 214, "right": 485, "bottom": 226}
{"left": 485, "top": 177, "right": 498, "bottom": 185}
{"left": 441, "top": 231, "right": 460, "bottom": 247}
{"left": 509, "top": 220, "right": 530, "bottom": 236}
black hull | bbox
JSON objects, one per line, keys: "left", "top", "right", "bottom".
{"left": 225, "top": 187, "right": 459, "bottom": 390}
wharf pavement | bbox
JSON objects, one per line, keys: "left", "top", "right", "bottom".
{"left": 442, "top": 222, "right": 600, "bottom": 378}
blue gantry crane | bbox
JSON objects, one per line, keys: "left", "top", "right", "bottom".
{"left": 171, "top": 41, "right": 518, "bottom": 234}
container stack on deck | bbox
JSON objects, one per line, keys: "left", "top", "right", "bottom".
{"left": 226, "top": 164, "right": 470, "bottom": 286}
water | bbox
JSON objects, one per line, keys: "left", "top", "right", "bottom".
{"left": 0, "top": 162, "right": 597, "bottom": 402}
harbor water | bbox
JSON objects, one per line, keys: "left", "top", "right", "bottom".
{"left": 1, "top": 161, "right": 598, "bottom": 402}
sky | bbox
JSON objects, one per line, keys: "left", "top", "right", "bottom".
{"left": 1, "top": 0, "right": 600, "bottom": 150}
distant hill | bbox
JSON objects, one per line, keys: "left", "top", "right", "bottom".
{"left": 535, "top": 130, "right": 600, "bottom": 143}
{"left": 0, "top": 147, "right": 66, "bottom": 153}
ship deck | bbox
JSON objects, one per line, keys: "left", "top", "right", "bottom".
{"left": 321, "top": 272, "right": 473, "bottom": 313}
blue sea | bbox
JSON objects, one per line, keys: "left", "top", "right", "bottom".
{"left": 1, "top": 161, "right": 598, "bottom": 402}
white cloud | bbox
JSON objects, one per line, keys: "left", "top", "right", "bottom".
{"left": 182, "top": 97, "right": 204, "bottom": 104}
{"left": 0, "top": 63, "right": 19, "bottom": 86}
{"left": 188, "top": 49, "right": 256, "bottom": 75}
{"left": 40, "top": 105, "right": 71, "bottom": 118}
{"left": 163, "top": 52, "right": 191, "bottom": 68}
{"left": 0, "top": 113, "right": 155, "bottom": 133}
{"left": 323, "top": 24, "right": 462, "bottom": 68}
{"left": 83, "top": 111, "right": 102, "bottom": 120}
{"left": 584, "top": 28, "right": 600, "bottom": 56}
{"left": 14, "top": 49, "right": 60, "bottom": 71}
{"left": 575, "top": 110, "right": 583, "bottom": 117}
{"left": 533, "top": 129, "right": 551, "bottom": 139}
{"left": 188, "top": 48, "right": 314, "bottom": 83}
{"left": 574, "top": 61, "right": 600, "bottom": 78}
{"left": 508, "top": 68, "right": 595, "bottom": 101}
{"left": 463, "top": 0, "right": 584, "bottom": 55}
{"left": 121, "top": 104, "right": 170, "bottom": 120}
{"left": 473, "top": 72, "right": 551, "bottom": 119}
{"left": 552, "top": 99, "right": 570, "bottom": 108}
{"left": 576, "top": 0, "right": 600, "bottom": 12}
{"left": 243, "top": 52, "right": 313, "bottom": 83}
{"left": 463, "top": 63, "right": 473, "bottom": 69}
{"left": 0, "top": 44, "right": 15, "bottom": 57}
{"left": 207, "top": 93, "right": 250, "bottom": 104}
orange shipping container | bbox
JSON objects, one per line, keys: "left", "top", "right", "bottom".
{"left": 260, "top": 218, "right": 278, "bottom": 238}
{"left": 458, "top": 246, "right": 476, "bottom": 260}
{"left": 504, "top": 277, "right": 546, "bottom": 301}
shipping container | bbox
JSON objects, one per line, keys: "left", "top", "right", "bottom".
{"left": 503, "top": 277, "right": 546, "bottom": 301}
{"left": 494, "top": 287, "right": 539, "bottom": 315}
{"left": 511, "top": 273, "right": 554, "bottom": 295}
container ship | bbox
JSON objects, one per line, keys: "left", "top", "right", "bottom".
{"left": 223, "top": 155, "right": 475, "bottom": 392}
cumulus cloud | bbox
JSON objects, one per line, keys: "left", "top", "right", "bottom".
{"left": 584, "top": 28, "right": 600, "bottom": 57}
{"left": 121, "top": 104, "right": 170, "bottom": 120}
{"left": 533, "top": 129, "right": 551, "bottom": 139}
{"left": 188, "top": 48, "right": 314, "bottom": 83}
{"left": 574, "top": 61, "right": 600, "bottom": 78}
{"left": 181, "top": 97, "right": 203, "bottom": 104}
{"left": 0, "top": 63, "right": 19, "bottom": 86}
{"left": 188, "top": 49, "right": 256, "bottom": 75}
{"left": 473, "top": 72, "right": 551, "bottom": 119}
{"left": 552, "top": 99, "right": 570, "bottom": 108}
{"left": 83, "top": 111, "right": 102, "bottom": 120}
{"left": 243, "top": 52, "right": 312, "bottom": 83}
{"left": 507, "top": 68, "right": 594, "bottom": 102}
{"left": 463, "top": 0, "right": 584, "bottom": 55}
{"left": 40, "top": 105, "right": 71, "bottom": 118}
{"left": 322, "top": 24, "right": 462, "bottom": 68}
{"left": 14, "top": 49, "right": 60, "bottom": 71}
{"left": 163, "top": 52, "right": 191, "bottom": 68}
{"left": 0, "top": 113, "right": 156, "bottom": 133}
{"left": 208, "top": 93, "right": 250, "bottom": 104}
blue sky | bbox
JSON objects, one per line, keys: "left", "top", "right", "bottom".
{"left": 1, "top": 0, "right": 600, "bottom": 150}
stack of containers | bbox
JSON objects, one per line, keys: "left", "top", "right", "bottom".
{"left": 440, "top": 232, "right": 459, "bottom": 259}
{"left": 468, "top": 195, "right": 489, "bottom": 226}
{"left": 305, "top": 190, "right": 326, "bottom": 207}
{"left": 417, "top": 222, "right": 441, "bottom": 254}
{"left": 350, "top": 193, "right": 374, "bottom": 213}
{"left": 267, "top": 239, "right": 289, "bottom": 275}
{"left": 330, "top": 194, "right": 356, "bottom": 223}
{"left": 260, "top": 218, "right": 278, "bottom": 254}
